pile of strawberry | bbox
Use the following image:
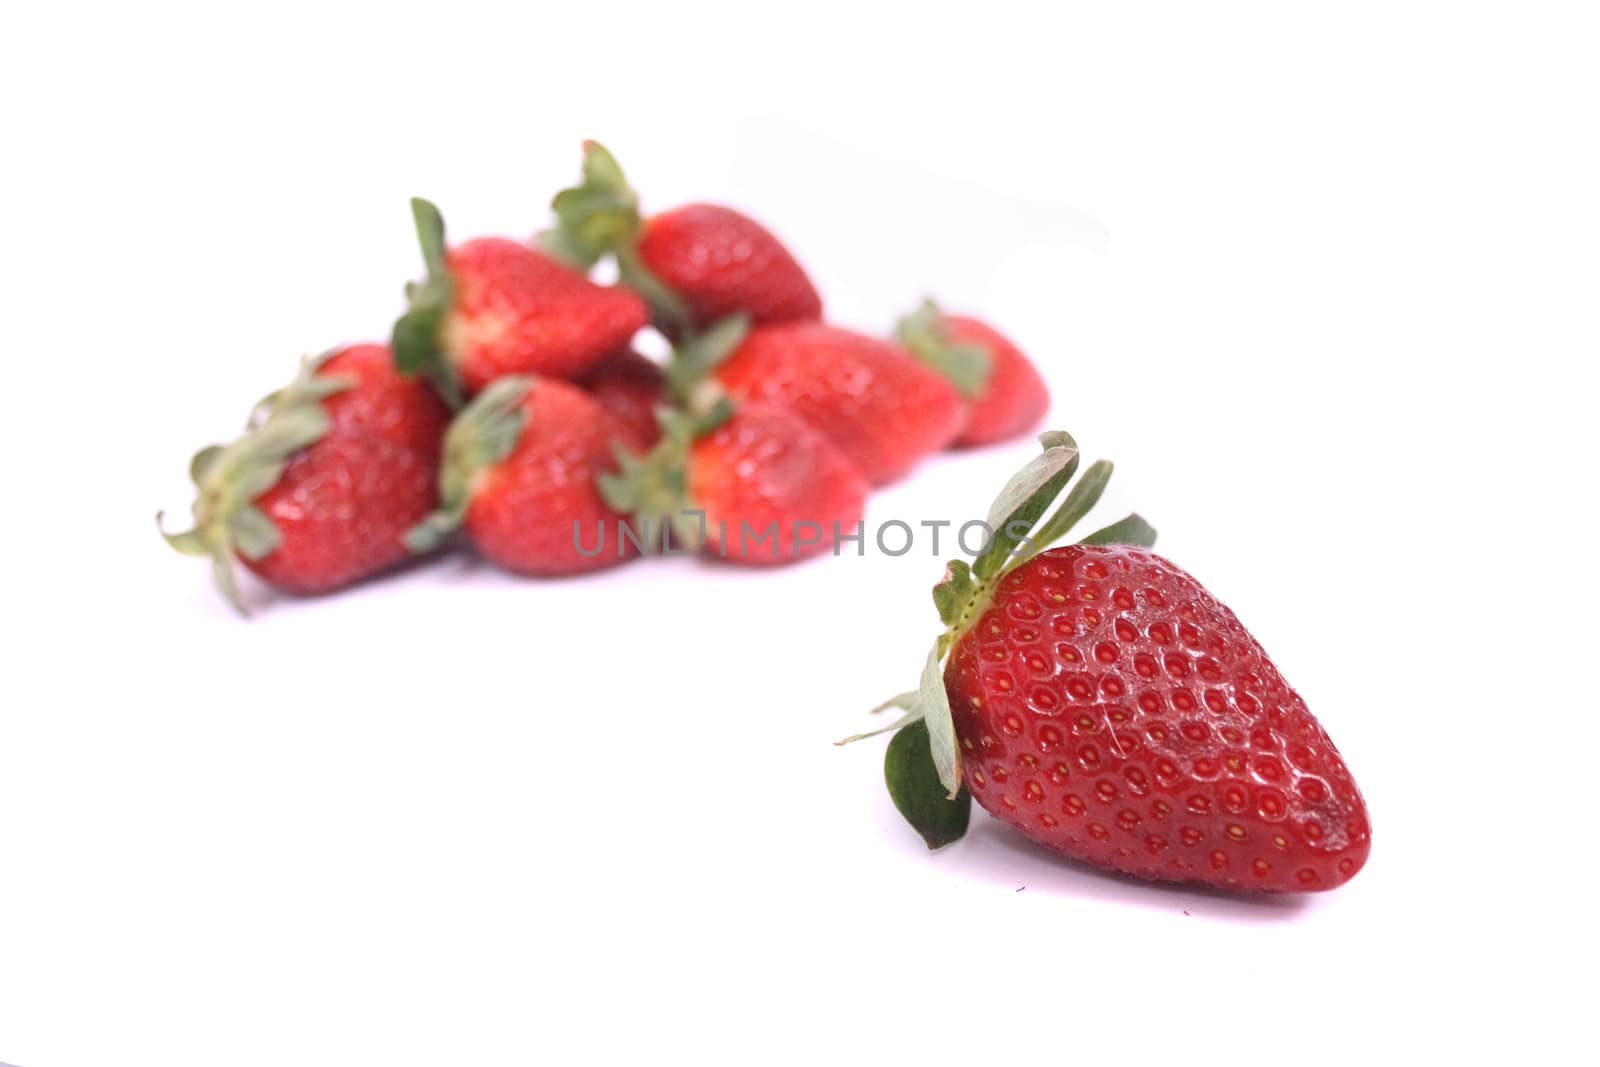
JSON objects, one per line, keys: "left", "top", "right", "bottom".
{"left": 160, "top": 142, "right": 1050, "bottom": 610}
{"left": 159, "top": 143, "right": 1372, "bottom": 896}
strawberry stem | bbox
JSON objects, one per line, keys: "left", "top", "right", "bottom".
{"left": 392, "top": 197, "right": 463, "bottom": 409}
{"left": 405, "top": 376, "right": 532, "bottom": 553}
{"left": 549, "top": 141, "right": 695, "bottom": 334}
{"left": 895, "top": 299, "right": 993, "bottom": 397}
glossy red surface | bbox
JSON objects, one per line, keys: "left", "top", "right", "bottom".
{"left": 945, "top": 545, "right": 1370, "bottom": 892}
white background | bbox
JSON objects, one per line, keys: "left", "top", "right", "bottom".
{"left": 3, "top": 3, "right": 1596, "bottom": 1064}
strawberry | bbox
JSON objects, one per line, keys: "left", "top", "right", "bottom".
{"left": 579, "top": 348, "right": 667, "bottom": 449}
{"left": 546, "top": 141, "right": 822, "bottom": 335}
{"left": 601, "top": 401, "right": 868, "bottom": 566}
{"left": 159, "top": 343, "right": 450, "bottom": 613}
{"left": 635, "top": 204, "right": 822, "bottom": 329}
{"left": 598, "top": 317, "right": 868, "bottom": 565}
{"left": 896, "top": 301, "right": 1050, "bottom": 447}
{"left": 711, "top": 321, "right": 965, "bottom": 485}
{"left": 842, "top": 433, "right": 1370, "bottom": 893}
{"left": 406, "top": 376, "right": 644, "bottom": 576}
{"left": 392, "top": 198, "right": 649, "bottom": 403}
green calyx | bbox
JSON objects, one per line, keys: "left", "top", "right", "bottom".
{"left": 158, "top": 354, "right": 354, "bottom": 615}
{"left": 405, "top": 376, "right": 533, "bottom": 553}
{"left": 392, "top": 197, "right": 464, "bottom": 409}
{"left": 543, "top": 140, "right": 692, "bottom": 334}
{"left": 895, "top": 299, "right": 993, "bottom": 398}
{"left": 597, "top": 315, "right": 747, "bottom": 551}
{"left": 545, "top": 141, "right": 640, "bottom": 268}
{"left": 597, "top": 400, "right": 733, "bottom": 553}
{"left": 838, "top": 430, "right": 1160, "bottom": 850}
{"left": 662, "top": 313, "right": 750, "bottom": 409}
{"left": 886, "top": 719, "right": 971, "bottom": 849}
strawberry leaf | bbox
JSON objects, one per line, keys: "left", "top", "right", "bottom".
{"left": 971, "top": 431, "right": 1080, "bottom": 580}
{"left": 392, "top": 303, "right": 443, "bottom": 374}
{"left": 537, "top": 226, "right": 590, "bottom": 268}
{"left": 885, "top": 718, "right": 971, "bottom": 850}
{"left": 210, "top": 552, "right": 245, "bottom": 615}
{"left": 159, "top": 354, "right": 354, "bottom": 615}
{"left": 664, "top": 314, "right": 751, "bottom": 406}
{"left": 411, "top": 197, "right": 448, "bottom": 278}
{"left": 549, "top": 141, "right": 642, "bottom": 267}
{"left": 932, "top": 559, "right": 981, "bottom": 630}
{"left": 834, "top": 692, "right": 922, "bottom": 746}
{"left": 392, "top": 198, "right": 462, "bottom": 407}
{"left": 896, "top": 300, "right": 993, "bottom": 398}
{"left": 919, "top": 642, "right": 962, "bottom": 797}
{"left": 597, "top": 390, "right": 736, "bottom": 554}
{"left": 580, "top": 140, "right": 629, "bottom": 191}
{"left": 227, "top": 504, "right": 282, "bottom": 561}
{"left": 156, "top": 516, "right": 210, "bottom": 558}
{"left": 1025, "top": 459, "right": 1114, "bottom": 558}
{"left": 406, "top": 376, "right": 532, "bottom": 552}
{"left": 549, "top": 141, "right": 692, "bottom": 332}
{"left": 616, "top": 248, "right": 693, "bottom": 334}
{"left": 1080, "top": 513, "right": 1158, "bottom": 548}
{"left": 189, "top": 445, "right": 225, "bottom": 486}
{"left": 404, "top": 510, "right": 465, "bottom": 555}
{"left": 244, "top": 406, "right": 330, "bottom": 468}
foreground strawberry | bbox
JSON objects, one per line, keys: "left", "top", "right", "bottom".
{"left": 579, "top": 348, "right": 667, "bottom": 449}
{"left": 159, "top": 343, "right": 450, "bottom": 612}
{"left": 393, "top": 198, "right": 649, "bottom": 403}
{"left": 712, "top": 321, "right": 964, "bottom": 485}
{"left": 406, "top": 376, "right": 644, "bottom": 575}
{"left": 896, "top": 301, "right": 1050, "bottom": 446}
{"left": 546, "top": 141, "right": 822, "bottom": 334}
{"left": 842, "top": 433, "right": 1370, "bottom": 892}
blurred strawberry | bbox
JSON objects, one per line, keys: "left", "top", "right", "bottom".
{"left": 159, "top": 343, "right": 449, "bottom": 613}
{"left": 406, "top": 376, "right": 644, "bottom": 576}
{"left": 602, "top": 401, "right": 867, "bottom": 566}
{"left": 711, "top": 321, "right": 964, "bottom": 485}
{"left": 545, "top": 141, "right": 822, "bottom": 335}
{"left": 579, "top": 348, "right": 666, "bottom": 448}
{"left": 393, "top": 198, "right": 648, "bottom": 404}
{"left": 896, "top": 301, "right": 1049, "bottom": 446}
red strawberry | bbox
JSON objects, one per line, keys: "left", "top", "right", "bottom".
{"left": 712, "top": 322, "right": 964, "bottom": 485}
{"left": 843, "top": 433, "right": 1370, "bottom": 893}
{"left": 406, "top": 376, "right": 644, "bottom": 576}
{"left": 636, "top": 203, "right": 822, "bottom": 329}
{"left": 159, "top": 343, "right": 450, "bottom": 612}
{"left": 579, "top": 348, "right": 666, "bottom": 449}
{"left": 546, "top": 142, "right": 822, "bottom": 335}
{"left": 393, "top": 198, "right": 648, "bottom": 403}
{"left": 896, "top": 301, "right": 1050, "bottom": 446}
{"left": 688, "top": 404, "right": 868, "bottom": 564}
{"left": 601, "top": 401, "right": 867, "bottom": 566}
{"left": 948, "top": 544, "right": 1371, "bottom": 891}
